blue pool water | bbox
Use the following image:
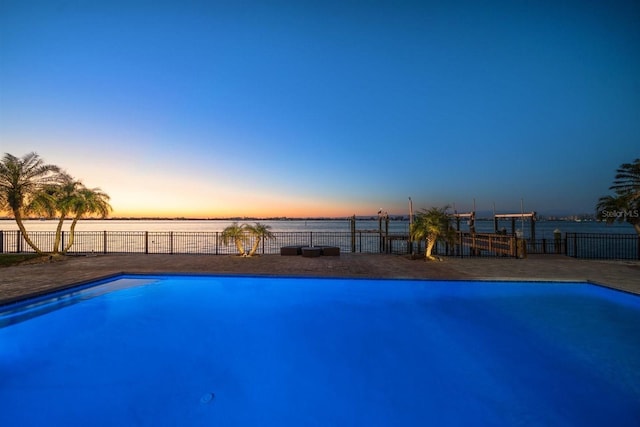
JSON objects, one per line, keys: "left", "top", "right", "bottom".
{"left": 1, "top": 276, "right": 639, "bottom": 426}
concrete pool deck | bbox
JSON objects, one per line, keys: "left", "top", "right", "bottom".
{"left": 1, "top": 253, "right": 639, "bottom": 304}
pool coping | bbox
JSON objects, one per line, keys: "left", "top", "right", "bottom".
{"left": 1, "top": 253, "right": 639, "bottom": 306}
{"left": 2, "top": 270, "right": 636, "bottom": 309}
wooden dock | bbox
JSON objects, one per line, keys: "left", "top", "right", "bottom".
{"left": 458, "top": 232, "right": 519, "bottom": 257}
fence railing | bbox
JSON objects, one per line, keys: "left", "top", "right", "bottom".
{"left": 457, "top": 233, "right": 517, "bottom": 257}
{"left": 564, "top": 232, "right": 640, "bottom": 260}
{"left": 1, "top": 230, "right": 638, "bottom": 260}
{"left": 526, "top": 238, "right": 566, "bottom": 255}
{"left": 0, "top": 230, "right": 385, "bottom": 255}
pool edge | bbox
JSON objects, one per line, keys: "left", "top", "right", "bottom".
{"left": 5, "top": 271, "right": 634, "bottom": 309}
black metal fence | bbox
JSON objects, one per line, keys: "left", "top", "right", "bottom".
{"left": 523, "top": 233, "right": 639, "bottom": 260}
{"left": 526, "top": 238, "right": 566, "bottom": 255}
{"left": 1, "top": 230, "right": 638, "bottom": 260}
{"left": 0, "top": 230, "right": 384, "bottom": 255}
{"left": 564, "top": 233, "right": 640, "bottom": 260}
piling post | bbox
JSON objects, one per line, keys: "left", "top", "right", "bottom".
{"left": 530, "top": 212, "right": 536, "bottom": 243}
{"left": 385, "top": 217, "right": 389, "bottom": 253}
{"left": 554, "top": 229, "right": 561, "bottom": 254}
{"left": 469, "top": 212, "right": 476, "bottom": 234}
{"left": 378, "top": 216, "right": 383, "bottom": 253}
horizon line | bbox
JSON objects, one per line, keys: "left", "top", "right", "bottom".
{"left": 1, "top": 213, "right": 603, "bottom": 222}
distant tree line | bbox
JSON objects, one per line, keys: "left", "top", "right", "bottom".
{"left": 0, "top": 152, "right": 112, "bottom": 255}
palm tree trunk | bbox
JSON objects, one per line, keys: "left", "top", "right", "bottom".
{"left": 248, "top": 238, "right": 261, "bottom": 256}
{"left": 12, "top": 209, "right": 45, "bottom": 255}
{"left": 235, "top": 239, "right": 246, "bottom": 256}
{"left": 425, "top": 237, "right": 436, "bottom": 260}
{"left": 52, "top": 216, "right": 65, "bottom": 254}
{"left": 62, "top": 217, "right": 80, "bottom": 254}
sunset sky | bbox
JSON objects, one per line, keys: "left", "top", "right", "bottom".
{"left": 1, "top": 0, "right": 638, "bottom": 218}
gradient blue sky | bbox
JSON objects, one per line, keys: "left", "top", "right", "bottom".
{"left": 1, "top": 0, "right": 638, "bottom": 218}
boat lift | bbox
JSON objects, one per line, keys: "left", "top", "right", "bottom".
{"left": 453, "top": 212, "right": 476, "bottom": 233}
{"left": 494, "top": 212, "right": 537, "bottom": 241}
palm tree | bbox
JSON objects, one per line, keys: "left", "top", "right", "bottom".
{"left": 410, "top": 206, "right": 456, "bottom": 260}
{"left": 596, "top": 158, "right": 640, "bottom": 235}
{"left": 11, "top": 173, "right": 112, "bottom": 254}
{"left": 62, "top": 186, "right": 112, "bottom": 254}
{"left": 221, "top": 222, "right": 247, "bottom": 256}
{"left": 244, "top": 222, "right": 275, "bottom": 256}
{"left": 0, "top": 152, "right": 61, "bottom": 254}
{"left": 34, "top": 173, "right": 83, "bottom": 254}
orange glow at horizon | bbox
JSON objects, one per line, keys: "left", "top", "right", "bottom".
{"left": 102, "top": 177, "right": 387, "bottom": 218}
{"left": 106, "top": 188, "right": 386, "bottom": 218}
{"left": 109, "top": 202, "right": 372, "bottom": 219}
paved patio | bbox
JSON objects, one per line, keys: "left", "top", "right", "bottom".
{"left": 1, "top": 253, "right": 638, "bottom": 305}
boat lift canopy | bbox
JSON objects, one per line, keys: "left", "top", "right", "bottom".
{"left": 494, "top": 212, "right": 537, "bottom": 239}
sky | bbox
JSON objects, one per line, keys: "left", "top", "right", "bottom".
{"left": 1, "top": 0, "right": 638, "bottom": 218}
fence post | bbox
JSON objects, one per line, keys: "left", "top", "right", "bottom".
{"left": 573, "top": 233, "right": 578, "bottom": 258}
{"left": 471, "top": 233, "right": 477, "bottom": 257}
{"left": 310, "top": 231, "right": 313, "bottom": 247}
{"left": 61, "top": 231, "right": 65, "bottom": 253}
{"left": 350, "top": 216, "right": 356, "bottom": 253}
{"left": 103, "top": 231, "right": 107, "bottom": 254}
{"left": 553, "top": 229, "right": 561, "bottom": 254}
{"left": 0, "top": 230, "right": 3, "bottom": 254}
{"left": 215, "top": 232, "right": 219, "bottom": 255}
{"left": 170, "top": 231, "right": 174, "bottom": 254}
{"left": 144, "top": 231, "right": 149, "bottom": 254}
{"left": 17, "top": 230, "right": 21, "bottom": 253}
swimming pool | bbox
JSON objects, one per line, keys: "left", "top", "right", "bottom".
{"left": 1, "top": 275, "right": 639, "bottom": 426}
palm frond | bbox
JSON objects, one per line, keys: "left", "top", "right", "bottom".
{"left": 609, "top": 158, "right": 640, "bottom": 199}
